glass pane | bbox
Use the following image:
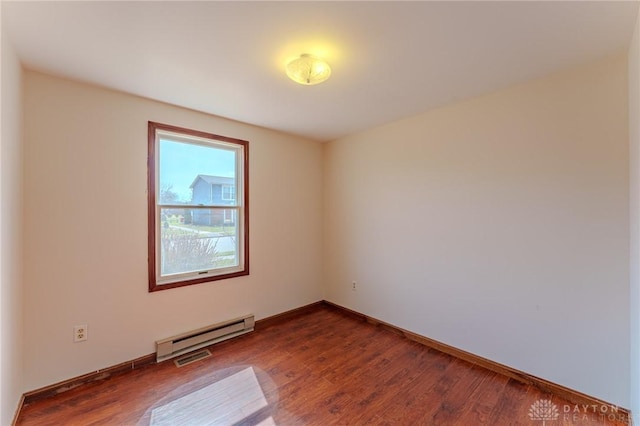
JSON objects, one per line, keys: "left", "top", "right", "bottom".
{"left": 160, "top": 208, "right": 240, "bottom": 277}
{"left": 159, "top": 138, "right": 237, "bottom": 206}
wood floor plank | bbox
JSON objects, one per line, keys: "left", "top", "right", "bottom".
{"left": 16, "top": 305, "right": 630, "bottom": 425}
{"left": 454, "top": 370, "right": 509, "bottom": 424}
{"left": 427, "top": 361, "right": 494, "bottom": 425}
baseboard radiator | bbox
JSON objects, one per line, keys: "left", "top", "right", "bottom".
{"left": 156, "top": 314, "right": 255, "bottom": 363}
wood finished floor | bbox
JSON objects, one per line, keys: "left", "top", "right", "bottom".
{"left": 17, "top": 305, "right": 630, "bottom": 425}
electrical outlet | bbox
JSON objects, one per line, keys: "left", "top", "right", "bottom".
{"left": 74, "top": 325, "right": 88, "bottom": 342}
{"left": 352, "top": 281, "right": 357, "bottom": 291}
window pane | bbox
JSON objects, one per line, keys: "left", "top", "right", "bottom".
{"left": 160, "top": 208, "right": 239, "bottom": 277}
{"left": 221, "top": 185, "right": 236, "bottom": 201}
{"left": 159, "top": 138, "right": 237, "bottom": 206}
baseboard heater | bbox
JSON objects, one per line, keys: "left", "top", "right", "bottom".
{"left": 156, "top": 314, "right": 255, "bottom": 363}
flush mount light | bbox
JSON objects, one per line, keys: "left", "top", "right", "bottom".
{"left": 286, "top": 54, "right": 331, "bottom": 85}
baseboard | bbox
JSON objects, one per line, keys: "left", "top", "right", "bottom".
{"left": 22, "top": 353, "right": 156, "bottom": 405}
{"left": 11, "top": 394, "right": 24, "bottom": 426}
{"left": 255, "top": 300, "right": 325, "bottom": 330}
{"left": 322, "top": 300, "right": 632, "bottom": 422}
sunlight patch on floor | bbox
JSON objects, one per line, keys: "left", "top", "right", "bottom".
{"left": 150, "top": 366, "right": 271, "bottom": 425}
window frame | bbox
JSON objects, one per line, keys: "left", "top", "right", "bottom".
{"left": 147, "top": 121, "right": 249, "bottom": 292}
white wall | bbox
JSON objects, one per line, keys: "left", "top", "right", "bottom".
{"left": 0, "top": 18, "right": 24, "bottom": 426}
{"left": 22, "top": 71, "right": 324, "bottom": 391}
{"left": 629, "top": 9, "right": 640, "bottom": 421}
{"left": 324, "top": 55, "right": 630, "bottom": 407}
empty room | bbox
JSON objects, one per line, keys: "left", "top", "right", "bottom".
{"left": 2, "top": 1, "right": 640, "bottom": 425}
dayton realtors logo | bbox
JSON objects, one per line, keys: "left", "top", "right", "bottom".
{"left": 529, "top": 399, "right": 559, "bottom": 425}
{"left": 528, "top": 399, "right": 629, "bottom": 424}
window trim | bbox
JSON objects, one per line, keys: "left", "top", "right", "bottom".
{"left": 147, "top": 121, "right": 249, "bottom": 292}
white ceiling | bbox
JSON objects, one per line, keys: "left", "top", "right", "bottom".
{"left": 3, "top": 1, "right": 639, "bottom": 142}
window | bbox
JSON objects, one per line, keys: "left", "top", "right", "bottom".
{"left": 222, "top": 185, "right": 236, "bottom": 201}
{"left": 148, "top": 122, "right": 249, "bottom": 291}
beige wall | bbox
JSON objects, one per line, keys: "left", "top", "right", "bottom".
{"left": 629, "top": 9, "right": 640, "bottom": 420}
{"left": 324, "top": 55, "right": 630, "bottom": 406}
{"left": 0, "top": 22, "right": 24, "bottom": 426}
{"left": 22, "top": 71, "right": 324, "bottom": 391}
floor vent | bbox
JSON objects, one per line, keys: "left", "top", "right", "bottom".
{"left": 156, "top": 314, "right": 255, "bottom": 363}
{"left": 174, "top": 349, "right": 211, "bottom": 367}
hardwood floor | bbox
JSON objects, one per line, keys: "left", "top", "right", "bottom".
{"left": 16, "top": 304, "right": 630, "bottom": 425}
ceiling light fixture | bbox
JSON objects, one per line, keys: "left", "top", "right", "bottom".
{"left": 286, "top": 54, "right": 331, "bottom": 85}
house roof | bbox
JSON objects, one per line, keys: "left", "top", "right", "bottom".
{"left": 189, "top": 175, "right": 235, "bottom": 189}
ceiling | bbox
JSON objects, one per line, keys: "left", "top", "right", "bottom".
{"left": 3, "top": 1, "right": 639, "bottom": 142}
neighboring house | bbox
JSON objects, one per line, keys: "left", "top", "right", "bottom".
{"left": 190, "top": 175, "right": 236, "bottom": 226}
